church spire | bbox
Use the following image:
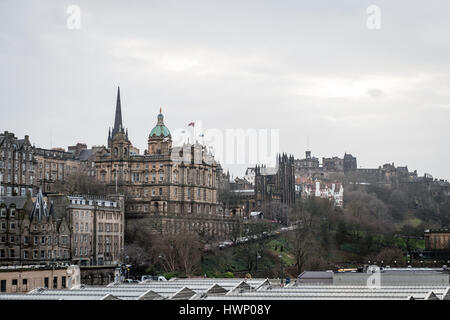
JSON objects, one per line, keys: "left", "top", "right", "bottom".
{"left": 108, "top": 86, "right": 126, "bottom": 148}
{"left": 114, "top": 86, "right": 123, "bottom": 134}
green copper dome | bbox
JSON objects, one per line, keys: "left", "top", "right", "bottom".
{"left": 149, "top": 112, "right": 171, "bottom": 138}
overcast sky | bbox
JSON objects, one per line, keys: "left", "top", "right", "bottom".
{"left": 1, "top": 1, "right": 449, "bottom": 179}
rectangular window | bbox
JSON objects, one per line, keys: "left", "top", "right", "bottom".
{"left": 53, "top": 277, "right": 58, "bottom": 289}
{"left": 44, "top": 277, "right": 49, "bottom": 288}
{"left": 12, "top": 279, "right": 18, "bottom": 286}
{"left": 61, "top": 277, "right": 66, "bottom": 289}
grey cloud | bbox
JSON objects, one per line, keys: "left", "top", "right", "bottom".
{"left": 0, "top": 0, "right": 449, "bottom": 180}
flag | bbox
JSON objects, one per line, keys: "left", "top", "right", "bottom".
{"left": 188, "top": 122, "right": 195, "bottom": 127}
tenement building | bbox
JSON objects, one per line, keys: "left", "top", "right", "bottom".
{"left": 66, "top": 195, "right": 124, "bottom": 266}
{"left": 0, "top": 132, "right": 35, "bottom": 197}
{"left": 0, "top": 191, "right": 71, "bottom": 266}
{"left": 1, "top": 129, "right": 104, "bottom": 197}
{"left": 0, "top": 191, "right": 125, "bottom": 267}
{"left": 34, "top": 147, "right": 81, "bottom": 193}
{"left": 95, "top": 88, "right": 241, "bottom": 239}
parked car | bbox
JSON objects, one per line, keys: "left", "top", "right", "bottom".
{"left": 124, "top": 279, "right": 139, "bottom": 283}
{"left": 141, "top": 275, "right": 167, "bottom": 282}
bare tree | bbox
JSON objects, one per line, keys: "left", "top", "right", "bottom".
{"left": 287, "top": 197, "right": 332, "bottom": 273}
{"left": 175, "top": 231, "right": 203, "bottom": 276}
{"left": 152, "top": 230, "right": 203, "bottom": 276}
{"left": 153, "top": 234, "right": 179, "bottom": 273}
{"left": 53, "top": 171, "right": 108, "bottom": 195}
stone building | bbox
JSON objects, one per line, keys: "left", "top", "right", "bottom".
{"left": 68, "top": 143, "right": 103, "bottom": 178}
{"left": 34, "top": 147, "right": 81, "bottom": 193}
{"left": 322, "top": 156, "right": 344, "bottom": 171}
{"left": 0, "top": 266, "right": 79, "bottom": 293}
{"left": 1, "top": 130, "right": 102, "bottom": 197}
{"left": 1, "top": 190, "right": 124, "bottom": 267}
{"left": 0, "top": 131, "right": 35, "bottom": 197}
{"left": 301, "top": 180, "right": 344, "bottom": 207}
{"left": 424, "top": 229, "right": 450, "bottom": 251}
{"left": 94, "top": 88, "right": 240, "bottom": 238}
{"left": 0, "top": 191, "right": 71, "bottom": 266}
{"left": 343, "top": 153, "right": 357, "bottom": 171}
{"left": 96, "top": 106, "right": 218, "bottom": 218}
{"left": 254, "top": 153, "right": 296, "bottom": 223}
{"left": 294, "top": 151, "right": 320, "bottom": 171}
{"left": 66, "top": 195, "right": 124, "bottom": 266}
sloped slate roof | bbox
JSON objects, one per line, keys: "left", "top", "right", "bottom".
{"left": 78, "top": 149, "right": 95, "bottom": 161}
{"left": 30, "top": 190, "right": 49, "bottom": 221}
{"left": 0, "top": 196, "right": 28, "bottom": 209}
